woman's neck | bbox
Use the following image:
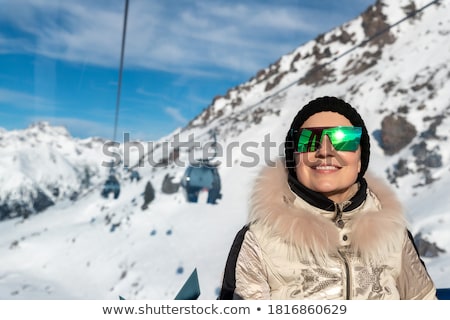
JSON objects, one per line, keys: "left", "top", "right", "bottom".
{"left": 323, "top": 182, "right": 360, "bottom": 204}
{"left": 288, "top": 173, "right": 367, "bottom": 212}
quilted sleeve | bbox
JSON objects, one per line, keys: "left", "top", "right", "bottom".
{"left": 397, "top": 231, "right": 437, "bottom": 300}
{"left": 235, "top": 230, "right": 271, "bottom": 299}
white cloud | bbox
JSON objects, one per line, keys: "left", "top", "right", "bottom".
{"left": 0, "top": 0, "right": 374, "bottom": 77}
{"left": 164, "top": 107, "right": 187, "bottom": 124}
{"left": 0, "top": 88, "right": 54, "bottom": 110}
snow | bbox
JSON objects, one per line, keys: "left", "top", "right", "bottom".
{"left": 0, "top": 0, "right": 450, "bottom": 300}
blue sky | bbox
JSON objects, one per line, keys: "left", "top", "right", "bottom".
{"left": 0, "top": 0, "right": 374, "bottom": 141}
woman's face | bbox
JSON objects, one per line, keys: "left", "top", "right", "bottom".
{"left": 295, "top": 111, "right": 362, "bottom": 203}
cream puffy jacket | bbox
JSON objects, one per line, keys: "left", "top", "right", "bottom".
{"left": 233, "top": 162, "right": 437, "bottom": 300}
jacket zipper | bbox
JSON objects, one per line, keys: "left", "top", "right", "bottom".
{"left": 334, "top": 204, "right": 351, "bottom": 299}
{"left": 338, "top": 249, "right": 351, "bottom": 300}
{"left": 333, "top": 203, "right": 345, "bottom": 228}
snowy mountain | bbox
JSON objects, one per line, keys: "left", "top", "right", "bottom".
{"left": 0, "top": 122, "right": 108, "bottom": 220}
{"left": 0, "top": 0, "right": 449, "bottom": 299}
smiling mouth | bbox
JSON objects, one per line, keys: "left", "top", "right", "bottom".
{"left": 313, "top": 165, "right": 341, "bottom": 171}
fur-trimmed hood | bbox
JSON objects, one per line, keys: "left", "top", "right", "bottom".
{"left": 248, "top": 159, "right": 407, "bottom": 262}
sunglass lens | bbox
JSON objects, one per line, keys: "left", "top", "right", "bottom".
{"left": 296, "top": 127, "right": 361, "bottom": 152}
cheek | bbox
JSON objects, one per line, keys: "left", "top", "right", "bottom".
{"left": 356, "top": 149, "right": 362, "bottom": 171}
{"left": 341, "top": 151, "right": 361, "bottom": 170}
{"left": 294, "top": 153, "right": 307, "bottom": 170}
{"left": 295, "top": 154, "right": 308, "bottom": 183}
{"left": 295, "top": 153, "right": 313, "bottom": 169}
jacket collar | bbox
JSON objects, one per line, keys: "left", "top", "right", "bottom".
{"left": 287, "top": 171, "right": 367, "bottom": 212}
{"left": 248, "top": 159, "right": 407, "bottom": 262}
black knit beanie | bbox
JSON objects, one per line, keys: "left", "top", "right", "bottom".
{"left": 285, "top": 96, "right": 370, "bottom": 180}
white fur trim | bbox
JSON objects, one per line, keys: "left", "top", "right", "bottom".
{"left": 248, "top": 159, "right": 406, "bottom": 261}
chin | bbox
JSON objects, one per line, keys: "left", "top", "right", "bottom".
{"left": 316, "top": 186, "right": 341, "bottom": 195}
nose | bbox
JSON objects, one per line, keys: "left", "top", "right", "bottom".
{"left": 315, "top": 135, "right": 335, "bottom": 157}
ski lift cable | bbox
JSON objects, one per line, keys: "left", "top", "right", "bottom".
{"left": 226, "top": 0, "right": 441, "bottom": 119}
{"left": 100, "top": 0, "right": 128, "bottom": 199}
{"left": 113, "top": 0, "right": 129, "bottom": 143}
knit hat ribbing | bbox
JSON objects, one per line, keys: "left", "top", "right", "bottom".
{"left": 285, "top": 96, "right": 370, "bottom": 180}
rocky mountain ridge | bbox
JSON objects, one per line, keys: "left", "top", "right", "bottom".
{"left": 183, "top": 0, "right": 449, "bottom": 193}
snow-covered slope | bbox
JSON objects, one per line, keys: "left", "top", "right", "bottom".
{"left": 0, "top": 122, "right": 108, "bottom": 220}
{"left": 0, "top": 0, "right": 449, "bottom": 299}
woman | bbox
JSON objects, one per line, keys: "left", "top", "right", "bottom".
{"left": 219, "top": 96, "right": 436, "bottom": 300}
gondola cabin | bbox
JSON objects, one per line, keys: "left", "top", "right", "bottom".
{"left": 181, "top": 160, "right": 221, "bottom": 204}
{"left": 101, "top": 174, "right": 121, "bottom": 199}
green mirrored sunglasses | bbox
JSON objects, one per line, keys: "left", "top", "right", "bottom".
{"left": 291, "top": 126, "right": 362, "bottom": 153}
